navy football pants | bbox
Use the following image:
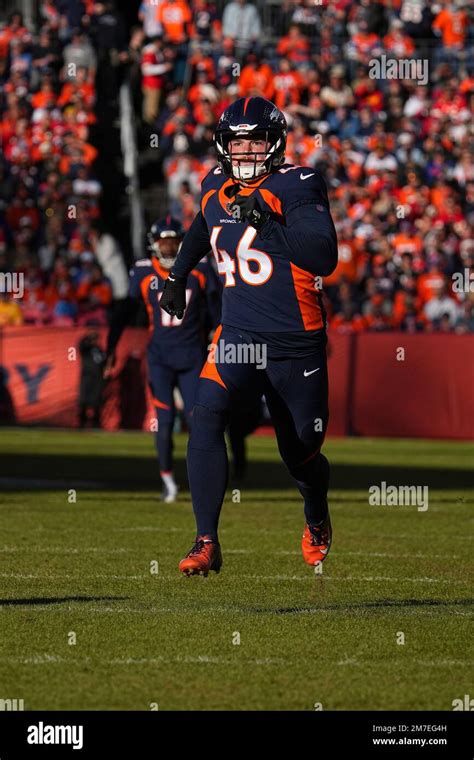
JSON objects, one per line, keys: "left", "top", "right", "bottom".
{"left": 187, "top": 325, "right": 330, "bottom": 539}
{"left": 148, "top": 346, "right": 204, "bottom": 473}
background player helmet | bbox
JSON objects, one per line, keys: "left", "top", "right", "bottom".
{"left": 147, "top": 215, "right": 184, "bottom": 270}
{"left": 214, "top": 96, "right": 287, "bottom": 182}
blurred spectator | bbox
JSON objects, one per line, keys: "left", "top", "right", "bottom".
{"left": 320, "top": 66, "right": 354, "bottom": 109}
{"left": 424, "top": 282, "right": 460, "bottom": 327}
{"left": 432, "top": 2, "right": 468, "bottom": 53}
{"left": 32, "top": 27, "right": 61, "bottom": 81}
{"left": 276, "top": 25, "right": 310, "bottom": 66}
{"left": 62, "top": 30, "right": 97, "bottom": 79}
{"left": 455, "top": 300, "right": 474, "bottom": 333}
{"left": 43, "top": 257, "right": 77, "bottom": 323}
{"left": 89, "top": 222, "right": 128, "bottom": 299}
{"left": 222, "top": 0, "right": 262, "bottom": 60}
{"left": 138, "top": 1, "right": 163, "bottom": 40}
{"left": 239, "top": 53, "right": 275, "bottom": 100}
{"left": 156, "top": 0, "right": 192, "bottom": 45}
{"left": 141, "top": 34, "right": 173, "bottom": 124}
{"left": 0, "top": 292, "right": 23, "bottom": 326}
{"left": 76, "top": 260, "right": 112, "bottom": 324}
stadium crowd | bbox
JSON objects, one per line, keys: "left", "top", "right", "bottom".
{"left": 0, "top": 1, "right": 128, "bottom": 327}
{"left": 0, "top": 0, "right": 473, "bottom": 333}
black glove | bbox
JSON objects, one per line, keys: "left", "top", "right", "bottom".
{"left": 159, "top": 272, "right": 186, "bottom": 319}
{"left": 227, "top": 193, "right": 270, "bottom": 231}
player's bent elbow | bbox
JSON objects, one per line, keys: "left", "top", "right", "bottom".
{"left": 309, "top": 236, "right": 338, "bottom": 277}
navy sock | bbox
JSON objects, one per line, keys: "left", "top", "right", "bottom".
{"left": 187, "top": 404, "right": 228, "bottom": 540}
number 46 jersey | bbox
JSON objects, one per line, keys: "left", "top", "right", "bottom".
{"left": 173, "top": 163, "right": 338, "bottom": 345}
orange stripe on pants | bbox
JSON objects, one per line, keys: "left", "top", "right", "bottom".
{"left": 199, "top": 325, "right": 227, "bottom": 389}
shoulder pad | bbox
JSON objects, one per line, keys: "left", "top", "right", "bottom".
{"left": 265, "top": 165, "right": 329, "bottom": 208}
{"left": 135, "top": 258, "right": 153, "bottom": 267}
{"left": 129, "top": 259, "right": 153, "bottom": 277}
{"left": 201, "top": 166, "right": 227, "bottom": 193}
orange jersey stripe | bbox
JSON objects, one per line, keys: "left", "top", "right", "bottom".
{"left": 152, "top": 258, "right": 170, "bottom": 280}
{"left": 258, "top": 188, "right": 283, "bottom": 217}
{"left": 217, "top": 178, "right": 236, "bottom": 212}
{"left": 201, "top": 188, "right": 216, "bottom": 214}
{"left": 190, "top": 268, "right": 206, "bottom": 289}
{"left": 140, "top": 273, "right": 155, "bottom": 331}
{"left": 290, "top": 263, "right": 324, "bottom": 331}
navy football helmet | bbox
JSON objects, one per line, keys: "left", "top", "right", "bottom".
{"left": 214, "top": 96, "right": 287, "bottom": 182}
{"left": 147, "top": 215, "right": 184, "bottom": 270}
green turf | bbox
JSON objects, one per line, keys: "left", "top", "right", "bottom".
{"left": 0, "top": 428, "right": 472, "bottom": 710}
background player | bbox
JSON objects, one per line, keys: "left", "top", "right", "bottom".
{"left": 160, "top": 96, "right": 338, "bottom": 573}
{"left": 105, "top": 215, "right": 220, "bottom": 502}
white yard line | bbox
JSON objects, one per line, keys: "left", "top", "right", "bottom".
{"left": 0, "top": 546, "right": 133, "bottom": 555}
{"left": 0, "top": 654, "right": 471, "bottom": 668}
{"left": 0, "top": 546, "right": 462, "bottom": 560}
{"left": 275, "top": 550, "right": 454, "bottom": 559}
{"left": 112, "top": 527, "right": 183, "bottom": 533}
{"left": 0, "top": 572, "right": 467, "bottom": 584}
{"left": 0, "top": 654, "right": 288, "bottom": 667}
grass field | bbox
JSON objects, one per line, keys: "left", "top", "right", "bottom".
{"left": 0, "top": 428, "right": 472, "bottom": 710}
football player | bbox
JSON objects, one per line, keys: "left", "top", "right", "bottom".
{"left": 160, "top": 97, "right": 338, "bottom": 572}
{"left": 105, "top": 215, "right": 220, "bottom": 502}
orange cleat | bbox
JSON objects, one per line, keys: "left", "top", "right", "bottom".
{"left": 301, "top": 514, "right": 332, "bottom": 566}
{"left": 179, "top": 535, "right": 222, "bottom": 577}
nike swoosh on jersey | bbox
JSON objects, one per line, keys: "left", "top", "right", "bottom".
{"left": 300, "top": 173, "right": 315, "bottom": 180}
{"left": 304, "top": 368, "right": 320, "bottom": 376}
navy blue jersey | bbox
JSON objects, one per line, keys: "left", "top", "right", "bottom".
{"left": 128, "top": 255, "right": 220, "bottom": 349}
{"left": 173, "top": 163, "right": 338, "bottom": 340}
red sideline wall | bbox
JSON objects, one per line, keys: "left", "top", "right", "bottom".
{"left": 352, "top": 333, "right": 474, "bottom": 440}
{"left": 0, "top": 327, "right": 472, "bottom": 439}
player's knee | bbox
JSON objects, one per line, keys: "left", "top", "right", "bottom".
{"left": 189, "top": 404, "right": 227, "bottom": 451}
{"left": 297, "top": 416, "right": 328, "bottom": 453}
{"left": 281, "top": 418, "right": 329, "bottom": 478}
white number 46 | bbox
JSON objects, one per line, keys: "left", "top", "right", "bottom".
{"left": 210, "top": 226, "right": 273, "bottom": 287}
